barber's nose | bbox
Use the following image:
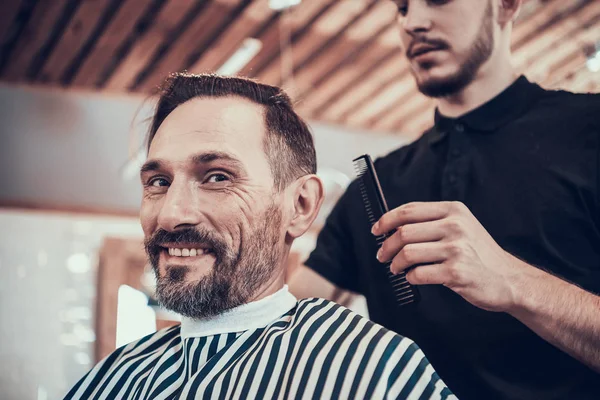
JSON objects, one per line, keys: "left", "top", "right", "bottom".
{"left": 402, "top": 4, "right": 432, "bottom": 34}
{"left": 157, "top": 180, "right": 203, "bottom": 232}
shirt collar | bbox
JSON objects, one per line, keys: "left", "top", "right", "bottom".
{"left": 428, "top": 75, "right": 544, "bottom": 144}
{"left": 180, "top": 285, "right": 297, "bottom": 339}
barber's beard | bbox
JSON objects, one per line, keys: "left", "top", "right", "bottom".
{"left": 416, "top": 2, "right": 494, "bottom": 98}
{"left": 144, "top": 203, "right": 283, "bottom": 319}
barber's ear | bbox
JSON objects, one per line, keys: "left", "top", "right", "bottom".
{"left": 498, "top": 0, "right": 522, "bottom": 25}
{"left": 287, "top": 175, "right": 324, "bottom": 239}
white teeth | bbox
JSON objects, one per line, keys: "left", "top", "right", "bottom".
{"left": 168, "top": 248, "right": 206, "bottom": 257}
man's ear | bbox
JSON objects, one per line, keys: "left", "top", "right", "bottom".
{"left": 498, "top": 0, "right": 522, "bottom": 26}
{"left": 286, "top": 175, "right": 324, "bottom": 239}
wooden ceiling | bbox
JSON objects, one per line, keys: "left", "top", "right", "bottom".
{"left": 0, "top": 0, "right": 598, "bottom": 139}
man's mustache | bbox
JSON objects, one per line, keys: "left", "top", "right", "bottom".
{"left": 144, "top": 227, "right": 229, "bottom": 265}
{"left": 407, "top": 36, "right": 450, "bottom": 58}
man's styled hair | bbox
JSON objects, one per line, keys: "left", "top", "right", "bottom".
{"left": 148, "top": 73, "right": 317, "bottom": 190}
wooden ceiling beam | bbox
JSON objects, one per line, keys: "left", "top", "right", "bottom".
{"left": 0, "top": 0, "right": 25, "bottom": 44}
{"left": 238, "top": 0, "right": 330, "bottom": 78}
{"left": 343, "top": 69, "right": 420, "bottom": 127}
{"left": 69, "top": 0, "right": 156, "bottom": 87}
{"left": 317, "top": 54, "right": 408, "bottom": 122}
{"left": 103, "top": 0, "right": 200, "bottom": 91}
{"left": 513, "top": 0, "right": 600, "bottom": 71}
{"left": 368, "top": 88, "right": 430, "bottom": 132}
{"left": 557, "top": 65, "right": 600, "bottom": 93}
{"left": 528, "top": 16, "right": 600, "bottom": 84}
{"left": 294, "top": 40, "right": 397, "bottom": 118}
{"left": 134, "top": 0, "right": 245, "bottom": 92}
{"left": 188, "top": 0, "right": 276, "bottom": 74}
{"left": 511, "top": 0, "right": 571, "bottom": 49}
{"left": 37, "top": 0, "right": 114, "bottom": 84}
{"left": 283, "top": 1, "right": 397, "bottom": 101}
{"left": 255, "top": 0, "right": 377, "bottom": 86}
{"left": 1, "top": 0, "right": 71, "bottom": 82}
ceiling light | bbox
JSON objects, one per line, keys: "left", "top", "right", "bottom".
{"left": 217, "top": 38, "right": 262, "bottom": 76}
{"left": 585, "top": 41, "right": 600, "bottom": 72}
{"left": 269, "top": 0, "right": 301, "bottom": 11}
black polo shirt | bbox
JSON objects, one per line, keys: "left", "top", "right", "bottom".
{"left": 306, "top": 76, "right": 600, "bottom": 400}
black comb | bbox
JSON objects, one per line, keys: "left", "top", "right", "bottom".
{"left": 353, "top": 154, "right": 420, "bottom": 306}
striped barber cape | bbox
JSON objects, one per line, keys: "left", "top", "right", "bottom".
{"left": 65, "top": 289, "right": 456, "bottom": 400}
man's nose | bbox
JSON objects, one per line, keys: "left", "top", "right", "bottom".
{"left": 156, "top": 180, "right": 204, "bottom": 232}
{"left": 402, "top": 3, "right": 433, "bottom": 35}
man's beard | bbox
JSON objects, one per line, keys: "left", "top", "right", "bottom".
{"left": 414, "top": 2, "right": 494, "bottom": 98}
{"left": 144, "top": 203, "right": 283, "bottom": 319}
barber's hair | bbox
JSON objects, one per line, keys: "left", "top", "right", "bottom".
{"left": 148, "top": 73, "right": 317, "bottom": 191}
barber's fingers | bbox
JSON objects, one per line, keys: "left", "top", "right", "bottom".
{"left": 373, "top": 201, "right": 458, "bottom": 235}
{"left": 389, "top": 242, "right": 447, "bottom": 274}
{"left": 405, "top": 263, "right": 449, "bottom": 286}
{"left": 378, "top": 220, "right": 445, "bottom": 263}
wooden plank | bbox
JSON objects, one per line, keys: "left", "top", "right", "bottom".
{"left": 103, "top": 0, "right": 199, "bottom": 91}
{"left": 511, "top": 0, "right": 570, "bottom": 49}
{"left": 295, "top": 40, "right": 397, "bottom": 118}
{"left": 374, "top": 94, "right": 431, "bottom": 133}
{"left": 2, "top": 0, "right": 70, "bottom": 81}
{"left": 0, "top": 0, "right": 25, "bottom": 44}
{"left": 237, "top": 0, "right": 328, "bottom": 77}
{"left": 513, "top": 0, "right": 600, "bottom": 70}
{"left": 370, "top": 86, "right": 422, "bottom": 132}
{"left": 559, "top": 66, "right": 600, "bottom": 93}
{"left": 71, "top": 0, "right": 153, "bottom": 87}
{"left": 256, "top": 0, "right": 374, "bottom": 86}
{"left": 283, "top": 1, "right": 396, "bottom": 100}
{"left": 319, "top": 55, "right": 408, "bottom": 122}
{"left": 38, "top": 0, "right": 114, "bottom": 84}
{"left": 136, "top": 0, "right": 243, "bottom": 92}
{"left": 345, "top": 74, "right": 419, "bottom": 127}
{"left": 188, "top": 0, "right": 275, "bottom": 74}
{"left": 528, "top": 17, "right": 600, "bottom": 84}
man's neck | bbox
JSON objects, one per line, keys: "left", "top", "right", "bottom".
{"left": 437, "top": 60, "right": 518, "bottom": 118}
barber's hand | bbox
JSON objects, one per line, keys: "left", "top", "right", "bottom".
{"left": 372, "top": 201, "right": 524, "bottom": 313}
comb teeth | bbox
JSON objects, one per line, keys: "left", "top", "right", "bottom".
{"left": 352, "top": 154, "right": 419, "bottom": 307}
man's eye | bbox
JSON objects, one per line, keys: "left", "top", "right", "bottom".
{"left": 206, "top": 173, "right": 229, "bottom": 183}
{"left": 396, "top": 1, "right": 408, "bottom": 16}
{"left": 149, "top": 178, "right": 170, "bottom": 187}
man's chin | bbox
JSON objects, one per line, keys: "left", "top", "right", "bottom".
{"left": 414, "top": 68, "right": 472, "bottom": 98}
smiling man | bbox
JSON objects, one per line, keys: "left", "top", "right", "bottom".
{"left": 64, "top": 73, "right": 456, "bottom": 400}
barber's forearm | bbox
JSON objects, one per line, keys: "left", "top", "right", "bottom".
{"left": 509, "top": 263, "right": 600, "bottom": 373}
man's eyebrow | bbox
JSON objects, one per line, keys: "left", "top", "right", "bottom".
{"left": 191, "top": 152, "right": 245, "bottom": 170}
{"left": 140, "top": 160, "right": 163, "bottom": 175}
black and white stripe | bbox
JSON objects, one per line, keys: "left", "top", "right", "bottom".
{"left": 65, "top": 299, "right": 456, "bottom": 399}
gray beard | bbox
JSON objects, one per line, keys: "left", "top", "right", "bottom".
{"left": 152, "top": 203, "right": 283, "bottom": 319}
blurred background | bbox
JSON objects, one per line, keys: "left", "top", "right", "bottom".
{"left": 0, "top": 0, "right": 598, "bottom": 398}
